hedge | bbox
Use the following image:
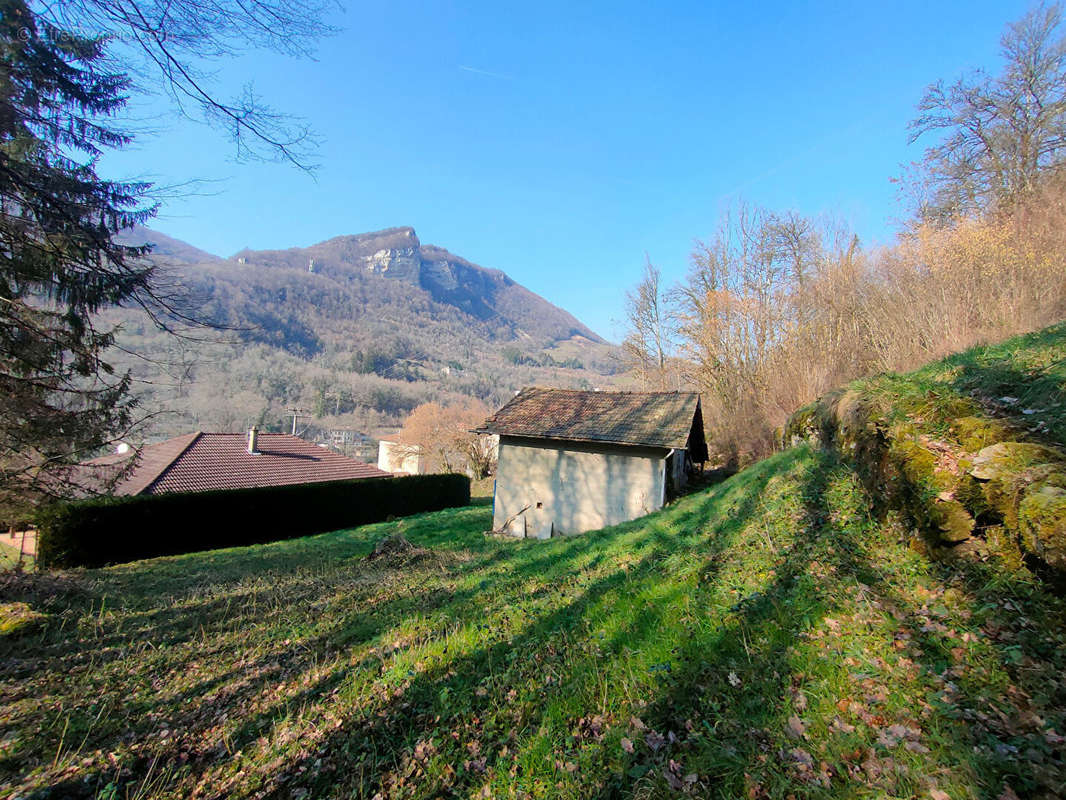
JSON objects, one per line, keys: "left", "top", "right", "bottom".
{"left": 36, "top": 473, "right": 470, "bottom": 568}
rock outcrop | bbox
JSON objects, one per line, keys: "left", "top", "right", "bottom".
{"left": 784, "top": 386, "right": 1066, "bottom": 575}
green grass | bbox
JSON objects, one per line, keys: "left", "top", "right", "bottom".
{"left": 471, "top": 476, "right": 496, "bottom": 499}
{"left": 0, "top": 539, "right": 27, "bottom": 571}
{"left": 785, "top": 321, "right": 1066, "bottom": 569}
{"left": 2, "top": 448, "right": 1065, "bottom": 799}
{"left": 865, "top": 322, "right": 1066, "bottom": 446}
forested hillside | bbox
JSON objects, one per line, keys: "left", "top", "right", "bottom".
{"left": 105, "top": 227, "right": 622, "bottom": 439}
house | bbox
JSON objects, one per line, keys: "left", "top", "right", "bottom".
{"left": 83, "top": 427, "right": 391, "bottom": 497}
{"left": 475, "top": 388, "right": 707, "bottom": 538}
{"left": 376, "top": 437, "right": 426, "bottom": 475}
{"left": 321, "top": 428, "right": 376, "bottom": 462}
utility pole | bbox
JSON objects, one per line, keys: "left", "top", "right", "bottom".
{"left": 288, "top": 407, "right": 308, "bottom": 436}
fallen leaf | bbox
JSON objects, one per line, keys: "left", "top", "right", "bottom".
{"left": 621, "top": 737, "right": 634, "bottom": 754}
{"left": 664, "top": 769, "right": 685, "bottom": 790}
{"left": 830, "top": 717, "right": 855, "bottom": 734}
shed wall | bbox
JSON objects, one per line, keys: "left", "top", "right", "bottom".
{"left": 492, "top": 437, "right": 667, "bottom": 537}
{"left": 377, "top": 440, "right": 424, "bottom": 475}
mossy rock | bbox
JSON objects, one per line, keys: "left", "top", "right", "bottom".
{"left": 1018, "top": 483, "right": 1066, "bottom": 571}
{"left": 931, "top": 498, "right": 975, "bottom": 542}
{"left": 889, "top": 421, "right": 920, "bottom": 441}
{"left": 772, "top": 426, "right": 785, "bottom": 450}
{"left": 890, "top": 439, "right": 938, "bottom": 488}
{"left": 928, "top": 392, "right": 980, "bottom": 419}
{"left": 0, "top": 602, "right": 47, "bottom": 638}
{"left": 983, "top": 476, "right": 1024, "bottom": 530}
{"left": 784, "top": 402, "right": 824, "bottom": 447}
{"left": 833, "top": 389, "right": 872, "bottom": 439}
{"left": 984, "top": 525, "right": 1026, "bottom": 571}
{"left": 785, "top": 389, "right": 884, "bottom": 453}
{"left": 884, "top": 435, "right": 981, "bottom": 541}
{"left": 936, "top": 537, "right": 988, "bottom": 562}
{"left": 969, "top": 442, "right": 1065, "bottom": 481}
{"left": 951, "top": 416, "right": 1015, "bottom": 452}
{"left": 953, "top": 474, "right": 989, "bottom": 517}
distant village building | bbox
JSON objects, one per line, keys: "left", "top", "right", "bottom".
{"left": 476, "top": 389, "right": 707, "bottom": 539}
{"left": 83, "top": 428, "right": 390, "bottom": 496}
{"left": 321, "top": 428, "right": 376, "bottom": 461}
{"left": 377, "top": 437, "right": 425, "bottom": 475}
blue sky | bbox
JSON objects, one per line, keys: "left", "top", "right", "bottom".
{"left": 102, "top": 0, "right": 1031, "bottom": 341}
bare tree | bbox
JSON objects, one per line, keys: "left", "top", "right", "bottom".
{"left": 39, "top": 0, "right": 337, "bottom": 169}
{"left": 672, "top": 204, "right": 826, "bottom": 461}
{"left": 909, "top": 2, "right": 1066, "bottom": 220}
{"left": 622, "top": 258, "right": 672, "bottom": 390}
{"left": 397, "top": 400, "right": 496, "bottom": 478}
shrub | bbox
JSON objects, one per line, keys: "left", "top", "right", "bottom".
{"left": 36, "top": 474, "right": 470, "bottom": 568}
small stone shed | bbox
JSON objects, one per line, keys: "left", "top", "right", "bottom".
{"left": 476, "top": 388, "right": 707, "bottom": 538}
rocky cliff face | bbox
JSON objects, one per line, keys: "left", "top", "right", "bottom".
{"left": 322, "top": 229, "right": 505, "bottom": 313}
{"left": 355, "top": 227, "right": 423, "bottom": 281}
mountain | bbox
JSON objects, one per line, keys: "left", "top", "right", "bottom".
{"left": 116, "top": 224, "right": 222, "bottom": 265}
{"left": 108, "top": 226, "right": 623, "bottom": 440}
{"left": 225, "top": 226, "right": 603, "bottom": 345}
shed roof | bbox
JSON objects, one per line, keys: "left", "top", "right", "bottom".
{"left": 476, "top": 388, "right": 703, "bottom": 451}
{"left": 86, "top": 432, "right": 391, "bottom": 496}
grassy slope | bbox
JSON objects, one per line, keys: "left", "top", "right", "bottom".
{"left": 861, "top": 321, "right": 1066, "bottom": 449}
{"left": 785, "top": 322, "right": 1066, "bottom": 570}
{"left": 1, "top": 447, "right": 1064, "bottom": 799}
{"left": 3, "top": 324, "right": 1066, "bottom": 799}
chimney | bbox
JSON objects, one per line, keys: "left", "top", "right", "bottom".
{"left": 247, "top": 426, "right": 260, "bottom": 454}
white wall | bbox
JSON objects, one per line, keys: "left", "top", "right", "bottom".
{"left": 377, "top": 440, "right": 424, "bottom": 475}
{"left": 492, "top": 436, "right": 667, "bottom": 537}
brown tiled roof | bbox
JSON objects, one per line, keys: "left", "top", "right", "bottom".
{"left": 476, "top": 388, "right": 703, "bottom": 450}
{"left": 79, "top": 433, "right": 199, "bottom": 497}
{"left": 89, "top": 432, "right": 390, "bottom": 496}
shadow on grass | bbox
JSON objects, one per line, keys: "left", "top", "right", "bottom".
{"left": 6, "top": 449, "right": 1066, "bottom": 799}
{"left": 935, "top": 323, "right": 1066, "bottom": 448}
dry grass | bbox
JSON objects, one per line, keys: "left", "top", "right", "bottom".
{"left": 675, "top": 196, "right": 1066, "bottom": 465}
